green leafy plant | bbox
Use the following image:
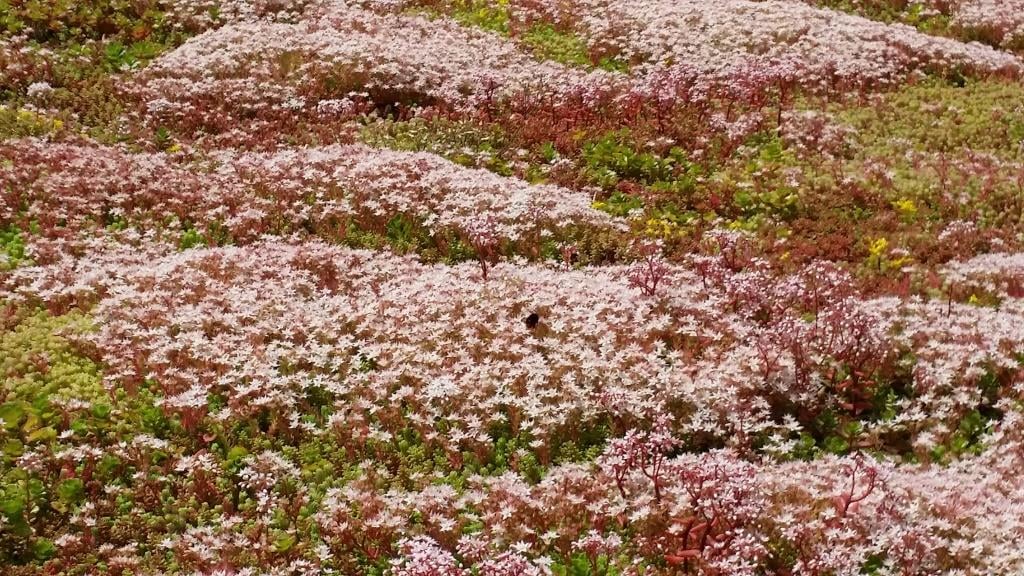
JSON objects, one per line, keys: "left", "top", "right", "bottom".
{"left": 582, "top": 131, "right": 687, "bottom": 187}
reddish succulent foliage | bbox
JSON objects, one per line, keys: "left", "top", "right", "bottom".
{"left": 4, "top": 0, "right": 1024, "bottom": 575}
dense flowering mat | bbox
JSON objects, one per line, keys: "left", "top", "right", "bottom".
{"left": 4, "top": 0, "right": 1024, "bottom": 574}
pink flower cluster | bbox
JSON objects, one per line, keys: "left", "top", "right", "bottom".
{"left": 0, "top": 138, "right": 615, "bottom": 245}
{"left": 953, "top": 0, "right": 1024, "bottom": 48}
{"left": 9, "top": 234, "right": 1024, "bottom": 459}
{"left": 317, "top": 443, "right": 1024, "bottom": 575}
{"left": 540, "top": 0, "right": 1021, "bottom": 87}
{"left": 7, "top": 0, "right": 1024, "bottom": 573}
{"left": 160, "top": 0, "right": 317, "bottom": 31}
{"left": 133, "top": 2, "right": 611, "bottom": 135}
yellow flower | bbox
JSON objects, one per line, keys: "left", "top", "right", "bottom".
{"left": 868, "top": 237, "right": 888, "bottom": 259}
{"left": 892, "top": 198, "right": 917, "bottom": 220}
{"left": 889, "top": 255, "right": 912, "bottom": 269}
{"left": 867, "top": 237, "right": 890, "bottom": 271}
{"left": 643, "top": 218, "right": 677, "bottom": 239}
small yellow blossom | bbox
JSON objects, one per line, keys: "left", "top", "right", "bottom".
{"left": 892, "top": 198, "right": 917, "bottom": 221}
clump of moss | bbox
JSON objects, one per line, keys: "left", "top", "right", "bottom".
{"left": 0, "top": 0, "right": 186, "bottom": 49}
{"left": 837, "top": 78, "right": 1024, "bottom": 158}
{"left": 0, "top": 309, "right": 104, "bottom": 406}
{"left": 0, "top": 227, "right": 28, "bottom": 270}
{"left": 361, "top": 117, "right": 513, "bottom": 175}
{"left": 408, "top": 0, "right": 628, "bottom": 71}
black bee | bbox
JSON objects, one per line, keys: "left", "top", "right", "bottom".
{"left": 524, "top": 312, "right": 540, "bottom": 329}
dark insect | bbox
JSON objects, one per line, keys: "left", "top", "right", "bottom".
{"left": 524, "top": 312, "right": 540, "bottom": 329}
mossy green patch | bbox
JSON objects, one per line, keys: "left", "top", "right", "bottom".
{"left": 0, "top": 0, "right": 186, "bottom": 48}
{"left": 0, "top": 226, "right": 28, "bottom": 269}
{"left": 0, "top": 309, "right": 104, "bottom": 406}
{"left": 409, "top": 0, "right": 628, "bottom": 71}
{"left": 836, "top": 78, "right": 1024, "bottom": 158}
{"left": 361, "top": 117, "right": 513, "bottom": 175}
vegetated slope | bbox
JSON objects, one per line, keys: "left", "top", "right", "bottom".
{"left": 3, "top": 0, "right": 1024, "bottom": 574}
